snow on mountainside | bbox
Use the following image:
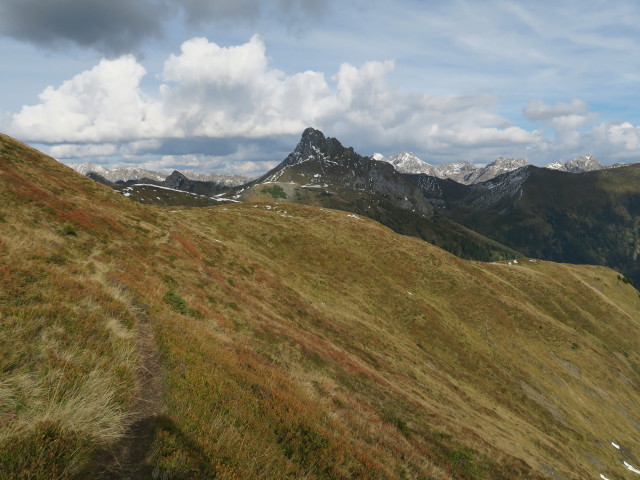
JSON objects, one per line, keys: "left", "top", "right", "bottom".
{"left": 435, "top": 162, "right": 478, "bottom": 183}
{"left": 545, "top": 155, "right": 603, "bottom": 173}
{"left": 466, "top": 166, "right": 531, "bottom": 210}
{"left": 472, "top": 157, "right": 528, "bottom": 184}
{"left": 546, "top": 161, "right": 565, "bottom": 170}
{"left": 67, "top": 162, "right": 168, "bottom": 182}
{"left": 66, "top": 162, "right": 249, "bottom": 186}
{"left": 378, "top": 152, "right": 437, "bottom": 176}
{"left": 67, "top": 161, "right": 112, "bottom": 178}
{"left": 375, "top": 153, "right": 528, "bottom": 184}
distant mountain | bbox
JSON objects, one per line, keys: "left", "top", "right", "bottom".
{"left": 67, "top": 161, "right": 249, "bottom": 186}
{"left": 374, "top": 153, "right": 529, "bottom": 184}
{"left": 546, "top": 155, "right": 603, "bottom": 173}
{"left": 254, "top": 128, "right": 432, "bottom": 217}
{"left": 472, "top": 157, "right": 528, "bottom": 183}
{"left": 439, "top": 164, "right": 640, "bottom": 284}
{"left": 249, "top": 129, "right": 640, "bottom": 284}
{"left": 67, "top": 162, "right": 168, "bottom": 182}
{"left": 377, "top": 152, "right": 437, "bottom": 176}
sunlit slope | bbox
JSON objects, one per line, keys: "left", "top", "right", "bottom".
{"left": 1, "top": 133, "right": 640, "bottom": 479}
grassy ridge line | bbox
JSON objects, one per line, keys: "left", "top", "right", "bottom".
{"left": 1, "top": 133, "right": 640, "bottom": 478}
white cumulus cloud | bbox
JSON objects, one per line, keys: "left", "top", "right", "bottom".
{"left": 11, "top": 35, "right": 614, "bottom": 173}
{"left": 11, "top": 55, "right": 155, "bottom": 143}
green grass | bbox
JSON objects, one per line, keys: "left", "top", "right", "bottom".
{"left": 163, "top": 289, "right": 189, "bottom": 315}
{"left": 61, "top": 224, "right": 77, "bottom": 236}
{"left": 261, "top": 185, "right": 287, "bottom": 199}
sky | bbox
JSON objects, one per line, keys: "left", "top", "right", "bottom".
{"left": 1, "top": 0, "right": 640, "bottom": 176}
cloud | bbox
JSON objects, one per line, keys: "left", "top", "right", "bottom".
{"left": 11, "top": 35, "right": 537, "bottom": 157}
{"left": 524, "top": 98, "right": 589, "bottom": 122}
{"left": 177, "top": 0, "right": 328, "bottom": 27}
{"left": 10, "top": 55, "right": 155, "bottom": 143}
{"left": 15, "top": 35, "right": 630, "bottom": 173}
{"left": 594, "top": 122, "right": 640, "bottom": 153}
{"left": 0, "top": 0, "right": 330, "bottom": 55}
{"left": 523, "top": 98, "right": 600, "bottom": 147}
{"left": 159, "top": 35, "right": 339, "bottom": 138}
{"left": 0, "top": 0, "right": 167, "bottom": 55}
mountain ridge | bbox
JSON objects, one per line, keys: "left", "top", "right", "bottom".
{"left": 67, "top": 161, "right": 250, "bottom": 186}
{"left": 2, "top": 132, "right": 640, "bottom": 479}
{"left": 374, "top": 151, "right": 635, "bottom": 184}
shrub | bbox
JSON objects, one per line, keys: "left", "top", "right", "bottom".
{"left": 618, "top": 274, "right": 634, "bottom": 286}
{"left": 261, "top": 185, "right": 287, "bottom": 199}
{"left": 163, "top": 290, "right": 189, "bottom": 315}
{"left": 61, "top": 225, "right": 77, "bottom": 236}
{"left": 449, "top": 448, "right": 483, "bottom": 479}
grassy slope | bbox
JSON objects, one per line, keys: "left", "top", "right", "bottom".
{"left": 241, "top": 182, "right": 522, "bottom": 263}
{"left": 112, "top": 184, "right": 237, "bottom": 207}
{"left": 2, "top": 134, "right": 640, "bottom": 479}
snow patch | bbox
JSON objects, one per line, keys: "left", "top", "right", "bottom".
{"left": 624, "top": 461, "right": 640, "bottom": 474}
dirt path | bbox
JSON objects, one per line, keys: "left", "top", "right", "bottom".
{"left": 93, "top": 313, "right": 164, "bottom": 479}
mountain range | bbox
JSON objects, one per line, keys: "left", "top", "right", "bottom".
{"left": 372, "top": 152, "right": 615, "bottom": 184}
{"left": 67, "top": 128, "right": 640, "bottom": 285}
{"left": 68, "top": 161, "right": 250, "bottom": 186}
{"left": 2, "top": 131, "right": 640, "bottom": 479}
{"left": 229, "top": 128, "right": 639, "bottom": 286}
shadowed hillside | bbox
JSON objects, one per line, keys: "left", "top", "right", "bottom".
{"left": 2, "top": 133, "right": 640, "bottom": 479}
{"left": 442, "top": 165, "right": 640, "bottom": 285}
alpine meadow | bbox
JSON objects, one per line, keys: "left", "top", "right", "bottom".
{"left": 2, "top": 132, "right": 640, "bottom": 479}
{"left": 3, "top": 3, "right": 640, "bottom": 478}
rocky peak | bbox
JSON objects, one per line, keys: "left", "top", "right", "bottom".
{"left": 164, "top": 170, "right": 189, "bottom": 190}
{"left": 564, "top": 155, "right": 603, "bottom": 173}
{"left": 469, "top": 157, "right": 529, "bottom": 184}
{"left": 545, "top": 155, "right": 603, "bottom": 173}
{"left": 383, "top": 152, "right": 437, "bottom": 175}
{"left": 282, "top": 128, "right": 352, "bottom": 167}
{"left": 67, "top": 161, "right": 110, "bottom": 177}
{"left": 489, "top": 157, "right": 528, "bottom": 171}
{"left": 546, "top": 161, "right": 565, "bottom": 170}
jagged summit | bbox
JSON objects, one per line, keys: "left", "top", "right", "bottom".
{"left": 564, "top": 155, "right": 603, "bottom": 173}
{"left": 67, "top": 161, "right": 249, "bottom": 186}
{"left": 375, "top": 152, "right": 528, "bottom": 185}
{"left": 490, "top": 157, "right": 528, "bottom": 170}
{"left": 67, "top": 162, "right": 167, "bottom": 182}
{"left": 472, "top": 157, "right": 529, "bottom": 183}
{"left": 545, "top": 155, "right": 603, "bottom": 173}
{"left": 280, "top": 127, "right": 359, "bottom": 169}
{"left": 256, "top": 128, "right": 366, "bottom": 185}
{"left": 381, "top": 152, "right": 436, "bottom": 176}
